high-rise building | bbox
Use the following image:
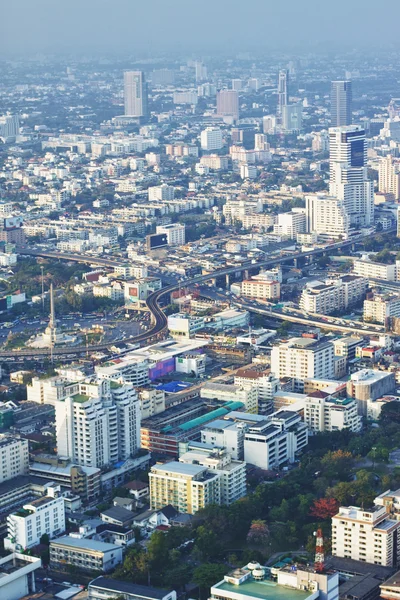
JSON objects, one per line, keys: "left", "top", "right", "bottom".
{"left": 55, "top": 378, "right": 141, "bottom": 469}
{"left": 305, "top": 194, "right": 350, "bottom": 239}
{"left": 329, "top": 125, "right": 374, "bottom": 227}
{"left": 378, "top": 155, "right": 400, "bottom": 200}
{"left": 331, "top": 80, "right": 352, "bottom": 126}
{"left": 282, "top": 103, "right": 302, "bottom": 131}
{"left": 332, "top": 504, "right": 399, "bottom": 566}
{"left": 124, "top": 71, "right": 148, "bottom": 118}
{"left": 195, "top": 61, "right": 207, "bottom": 82}
{"left": 0, "top": 114, "right": 19, "bottom": 141}
{"left": 232, "top": 79, "right": 243, "bottom": 91}
{"left": 200, "top": 126, "right": 223, "bottom": 151}
{"left": 277, "top": 69, "right": 289, "bottom": 117}
{"left": 216, "top": 90, "right": 239, "bottom": 121}
{"left": 0, "top": 435, "right": 29, "bottom": 484}
{"left": 271, "top": 337, "right": 335, "bottom": 390}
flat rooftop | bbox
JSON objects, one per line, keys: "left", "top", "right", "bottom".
{"left": 151, "top": 461, "right": 206, "bottom": 476}
{"left": 213, "top": 578, "right": 311, "bottom": 600}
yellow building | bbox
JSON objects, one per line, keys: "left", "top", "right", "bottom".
{"left": 149, "top": 461, "right": 220, "bottom": 514}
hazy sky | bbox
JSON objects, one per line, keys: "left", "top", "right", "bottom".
{"left": 2, "top": 0, "right": 400, "bottom": 56}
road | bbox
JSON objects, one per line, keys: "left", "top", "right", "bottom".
{"left": 7, "top": 230, "right": 389, "bottom": 359}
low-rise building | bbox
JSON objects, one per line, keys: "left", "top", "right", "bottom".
{"left": 354, "top": 258, "right": 398, "bottom": 282}
{"left": 0, "top": 552, "right": 41, "bottom": 600}
{"left": 5, "top": 495, "right": 65, "bottom": 551}
{"left": 200, "top": 382, "right": 258, "bottom": 413}
{"left": 50, "top": 536, "right": 123, "bottom": 572}
{"left": 241, "top": 279, "right": 280, "bottom": 300}
{"left": 346, "top": 369, "right": 396, "bottom": 416}
{"left": 88, "top": 577, "right": 177, "bottom": 600}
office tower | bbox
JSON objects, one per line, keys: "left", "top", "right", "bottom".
{"left": 197, "top": 83, "right": 216, "bottom": 97}
{"left": 124, "top": 71, "right": 148, "bottom": 118}
{"left": 329, "top": 125, "right": 374, "bottom": 227}
{"left": 0, "top": 114, "right": 19, "bottom": 141}
{"left": 378, "top": 155, "right": 400, "bottom": 199}
{"left": 200, "top": 126, "right": 223, "bottom": 151}
{"left": 216, "top": 90, "right": 239, "bottom": 121}
{"left": 195, "top": 61, "right": 207, "bottom": 82}
{"left": 281, "top": 103, "right": 302, "bottom": 131}
{"left": 277, "top": 69, "right": 289, "bottom": 117}
{"left": 55, "top": 378, "right": 141, "bottom": 468}
{"left": 331, "top": 80, "right": 352, "bottom": 126}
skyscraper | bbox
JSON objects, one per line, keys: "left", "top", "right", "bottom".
{"left": 282, "top": 103, "right": 302, "bottom": 132}
{"left": 329, "top": 125, "right": 374, "bottom": 227}
{"left": 378, "top": 155, "right": 400, "bottom": 199}
{"left": 277, "top": 69, "right": 289, "bottom": 117}
{"left": 0, "top": 114, "right": 19, "bottom": 141}
{"left": 216, "top": 90, "right": 239, "bottom": 121}
{"left": 124, "top": 71, "right": 148, "bottom": 118}
{"left": 331, "top": 80, "right": 352, "bottom": 126}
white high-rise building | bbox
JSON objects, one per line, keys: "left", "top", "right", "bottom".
{"left": 55, "top": 379, "right": 141, "bottom": 469}
{"left": 0, "top": 436, "right": 29, "bottom": 484}
{"left": 332, "top": 504, "right": 399, "bottom": 566}
{"left": 329, "top": 126, "right": 374, "bottom": 227}
{"left": 200, "top": 127, "right": 223, "bottom": 151}
{"left": 195, "top": 61, "right": 207, "bottom": 82}
{"left": 156, "top": 223, "right": 185, "bottom": 246}
{"left": 378, "top": 155, "right": 400, "bottom": 200}
{"left": 271, "top": 337, "right": 335, "bottom": 389}
{"left": 277, "top": 69, "right": 289, "bottom": 117}
{"left": 273, "top": 210, "right": 306, "bottom": 238}
{"left": 0, "top": 114, "right": 19, "bottom": 141}
{"left": 305, "top": 194, "right": 349, "bottom": 239}
{"left": 124, "top": 71, "right": 148, "bottom": 118}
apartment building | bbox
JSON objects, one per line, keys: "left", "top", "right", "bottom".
{"left": 200, "top": 382, "right": 258, "bottom": 413}
{"left": 379, "top": 155, "right": 400, "bottom": 200}
{"left": 333, "top": 336, "right": 364, "bottom": 361}
{"left": 156, "top": 223, "right": 185, "bottom": 245}
{"left": 304, "top": 392, "right": 362, "bottom": 433}
{"left": 50, "top": 536, "right": 123, "bottom": 572}
{"left": 55, "top": 378, "right": 141, "bottom": 469}
{"left": 200, "top": 127, "right": 223, "bottom": 151}
{"left": 5, "top": 495, "right": 65, "bottom": 551}
{"left": 0, "top": 436, "right": 29, "bottom": 484}
{"left": 234, "top": 368, "right": 280, "bottom": 414}
{"left": 200, "top": 155, "right": 229, "bottom": 170}
{"left": 271, "top": 337, "right": 335, "bottom": 390}
{"left": 179, "top": 448, "right": 247, "bottom": 506}
{"left": 149, "top": 461, "right": 221, "bottom": 514}
{"left": 364, "top": 294, "right": 400, "bottom": 325}
{"left": 148, "top": 184, "right": 175, "bottom": 201}
{"left": 243, "top": 410, "right": 308, "bottom": 470}
{"left": 241, "top": 279, "right": 280, "bottom": 300}
{"left": 299, "top": 276, "right": 367, "bottom": 315}
{"left": 240, "top": 213, "right": 276, "bottom": 230}
{"left": 354, "top": 258, "right": 398, "bottom": 282}
{"left": 332, "top": 504, "right": 399, "bottom": 566}
{"left": 305, "top": 194, "right": 350, "bottom": 239}
{"left": 273, "top": 210, "right": 306, "bottom": 239}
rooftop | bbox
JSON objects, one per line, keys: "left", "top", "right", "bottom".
{"left": 51, "top": 535, "right": 118, "bottom": 552}
{"left": 89, "top": 576, "right": 172, "bottom": 600}
{"left": 213, "top": 578, "right": 312, "bottom": 600}
{"left": 151, "top": 461, "right": 206, "bottom": 477}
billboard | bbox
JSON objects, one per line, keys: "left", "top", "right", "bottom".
{"left": 146, "top": 233, "right": 168, "bottom": 250}
{"left": 4, "top": 216, "right": 23, "bottom": 230}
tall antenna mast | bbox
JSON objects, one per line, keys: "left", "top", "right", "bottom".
{"left": 314, "top": 528, "right": 325, "bottom": 573}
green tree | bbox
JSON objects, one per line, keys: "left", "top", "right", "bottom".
{"left": 193, "top": 563, "right": 228, "bottom": 599}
